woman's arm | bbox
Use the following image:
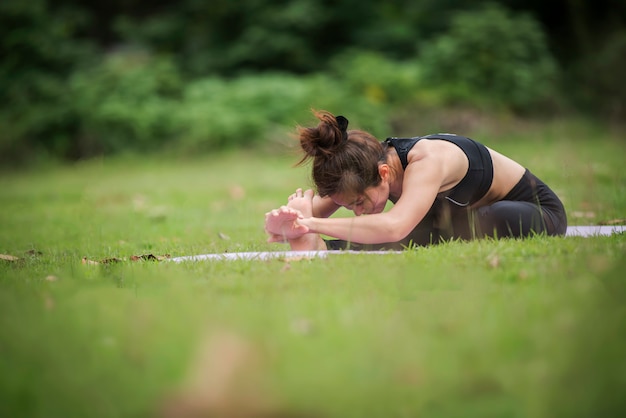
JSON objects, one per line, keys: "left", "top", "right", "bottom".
{"left": 297, "top": 156, "right": 444, "bottom": 244}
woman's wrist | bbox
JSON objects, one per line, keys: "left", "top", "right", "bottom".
{"left": 297, "top": 217, "right": 316, "bottom": 233}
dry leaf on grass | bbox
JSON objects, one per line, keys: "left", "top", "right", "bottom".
{"left": 487, "top": 253, "right": 500, "bottom": 268}
{"left": 0, "top": 254, "right": 19, "bottom": 262}
{"left": 229, "top": 184, "right": 246, "bottom": 200}
{"left": 599, "top": 218, "right": 626, "bottom": 225}
{"left": 290, "top": 318, "right": 314, "bottom": 336}
{"left": 571, "top": 211, "right": 596, "bottom": 218}
{"left": 1, "top": 250, "right": 43, "bottom": 262}
{"left": 81, "top": 256, "right": 123, "bottom": 265}
{"left": 82, "top": 254, "right": 171, "bottom": 264}
{"left": 130, "top": 254, "right": 171, "bottom": 262}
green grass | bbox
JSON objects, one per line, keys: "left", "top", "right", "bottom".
{"left": 1, "top": 123, "right": 625, "bottom": 418}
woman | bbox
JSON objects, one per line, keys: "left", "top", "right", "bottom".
{"left": 265, "top": 110, "right": 567, "bottom": 251}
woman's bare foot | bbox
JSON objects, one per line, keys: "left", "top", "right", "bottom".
{"left": 265, "top": 189, "right": 326, "bottom": 250}
{"left": 284, "top": 189, "right": 326, "bottom": 250}
{"left": 287, "top": 188, "right": 314, "bottom": 217}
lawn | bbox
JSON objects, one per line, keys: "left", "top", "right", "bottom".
{"left": 1, "top": 121, "right": 625, "bottom": 418}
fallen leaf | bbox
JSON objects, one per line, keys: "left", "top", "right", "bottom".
{"left": 571, "top": 211, "right": 596, "bottom": 218}
{"left": 291, "top": 318, "right": 314, "bottom": 336}
{"left": 45, "top": 275, "right": 59, "bottom": 282}
{"left": 130, "top": 254, "right": 171, "bottom": 262}
{"left": 0, "top": 254, "right": 19, "bottom": 262}
{"left": 148, "top": 206, "right": 168, "bottom": 221}
{"left": 132, "top": 194, "right": 148, "bottom": 212}
{"left": 487, "top": 254, "right": 500, "bottom": 268}
{"left": 81, "top": 257, "right": 123, "bottom": 265}
{"left": 82, "top": 257, "right": 99, "bottom": 265}
{"left": 100, "top": 257, "right": 123, "bottom": 264}
{"left": 229, "top": 185, "right": 246, "bottom": 200}
{"left": 599, "top": 219, "right": 626, "bottom": 225}
{"left": 218, "top": 232, "right": 231, "bottom": 240}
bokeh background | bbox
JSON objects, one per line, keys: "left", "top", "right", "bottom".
{"left": 2, "top": 0, "right": 625, "bottom": 165}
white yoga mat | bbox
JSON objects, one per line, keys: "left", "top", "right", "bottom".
{"left": 170, "top": 250, "right": 400, "bottom": 262}
{"left": 564, "top": 225, "right": 626, "bottom": 237}
{"left": 170, "top": 225, "right": 624, "bottom": 262}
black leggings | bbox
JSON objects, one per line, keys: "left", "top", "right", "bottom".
{"left": 326, "top": 170, "right": 567, "bottom": 250}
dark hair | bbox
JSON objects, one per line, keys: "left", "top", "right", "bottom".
{"left": 297, "top": 110, "right": 387, "bottom": 198}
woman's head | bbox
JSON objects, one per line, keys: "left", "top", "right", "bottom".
{"left": 297, "top": 110, "right": 388, "bottom": 204}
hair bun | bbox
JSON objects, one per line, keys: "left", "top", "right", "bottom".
{"left": 298, "top": 110, "right": 348, "bottom": 160}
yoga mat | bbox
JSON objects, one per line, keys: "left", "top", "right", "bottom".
{"left": 170, "top": 250, "right": 400, "bottom": 262}
{"left": 170, "top": 225, "right": 624, "bottom": 263}
{"left": 564, "top": 225, "right": 626, "bottom": 237}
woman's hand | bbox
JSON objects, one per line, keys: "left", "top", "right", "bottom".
{"left": 265, "top": 206, "right": 309, "bottom": 242}
{"left": 265, "top": 188, "right": 316, "bottom": 243}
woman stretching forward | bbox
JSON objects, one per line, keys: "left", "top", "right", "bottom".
{"left": 265, "top": 110, "right": 567, "bottom": 251}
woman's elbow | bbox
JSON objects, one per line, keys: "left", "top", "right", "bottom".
{"left": 383, "top": 219, "right": 414, "bottom": 243}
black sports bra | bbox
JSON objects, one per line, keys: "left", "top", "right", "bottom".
{"left": 384, "top": 134, "right": 494, "bottom": 206}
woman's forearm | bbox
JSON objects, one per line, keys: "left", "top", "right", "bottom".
{"left": 300, "top": 215, "right": 405, "bottom": 244}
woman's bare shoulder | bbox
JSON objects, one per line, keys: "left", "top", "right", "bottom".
{"left": 405, "top": 138, "right": 464, "bottom": 162}
{"left": 405, "top": 139, "right": 470, "bottom": 191}
{"left": 404, "top": 138, "right": 432, "bottom": 163}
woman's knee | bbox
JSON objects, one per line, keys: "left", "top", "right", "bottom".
{"left": 477, "top": 201, "right": 545, "bottom": 238}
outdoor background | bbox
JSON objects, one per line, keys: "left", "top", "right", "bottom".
{"left": 1, "top": 0, "right": 625, "bottom": 163}
{"left": 1, "top": 1, "right": 626, "bottom": 418}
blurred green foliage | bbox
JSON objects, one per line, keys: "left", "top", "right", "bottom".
{"left": 70, "top": 52, "right": 182, "bottom": 156}
{"left": 1, "top": 0, "right": 623, "bottom": 164}
{"left": 66, "top": 52, "right": 392, "bottom": 156}
{"left": 419, "top": 4, "right": 559, "bottom": 111}
{"left": 0, "top": 0, "right": 95, "bottom": 160}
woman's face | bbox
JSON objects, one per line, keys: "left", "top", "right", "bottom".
{"left": 331, "top": 182, "right": 389, "bottom": 216}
